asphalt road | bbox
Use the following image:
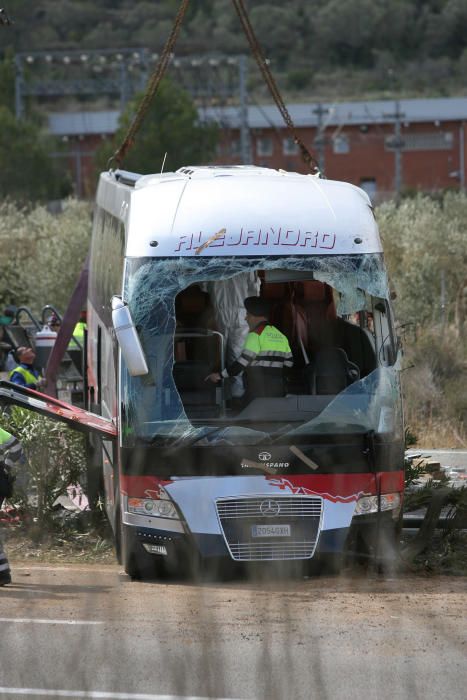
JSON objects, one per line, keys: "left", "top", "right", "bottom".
{"left": 406, "top": 449, "right": 467, "bottom": 469}
{"left": 0, "top": 563, "right": 465, "bottom": 700}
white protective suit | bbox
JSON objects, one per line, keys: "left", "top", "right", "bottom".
{"left": 203, "top": 272, "right": 260, "bottom": 397}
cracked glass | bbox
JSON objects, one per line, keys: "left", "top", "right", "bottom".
{"left": 120, "top": 254, "right": 401, "bottom": 448}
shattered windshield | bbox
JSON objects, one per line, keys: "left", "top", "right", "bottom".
{"left": 121, "top": 254, "right": 401, "bottom": 447}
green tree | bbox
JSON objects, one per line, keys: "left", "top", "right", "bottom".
{"left": 0, "top": 199, "right": 91, "bottom": 312}
{"left": 424, "top": 0, "right": 467, "bottom": 58}
{"left": 0, "top": 106, "right": 72, "bottom": 202}
{"left": 377, "top": 192, "right": 467, "bottom": 326}
{"left": 96, "top": 78, "right": 218, "bottom": 175}
{"left": 313, "top": 0, "right": 385, "bottom": 67}
{"left": 250, "top": 4, "right": 305, "bottom": 68}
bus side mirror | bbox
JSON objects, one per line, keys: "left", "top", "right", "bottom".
{"left": 111, "top": 296, "right": 149, "bottom": 376}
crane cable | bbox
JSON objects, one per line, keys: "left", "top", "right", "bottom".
{"left": 109, "top": 0, "right": 321, "bottom": 175}
{"left": 231, "top": 0, "right": 320, "bottom": 175}
{"left": 108, "top": 0, "right": 191, "bottom": 169}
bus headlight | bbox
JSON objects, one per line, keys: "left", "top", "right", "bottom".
{"left": 354, "top": 492, "right": 401, "bottom": 516}
{"left": 128, "top": 497, "right": 179, "bottom": 519}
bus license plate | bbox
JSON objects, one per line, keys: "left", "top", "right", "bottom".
{"left": 252, "top": 524, "right": 291, "bottom": 537}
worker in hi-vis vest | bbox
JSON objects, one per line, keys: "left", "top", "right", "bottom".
{"left": 205, "top": 296, "right": 293, "bottom": 400}
{"left": 8, "top": 346, "right": 43, "bottom": 390}
{"left": 67, "top": 310, "right": 87, "bottom": 351}
{"left": 0, "top": 426, "right": 25, "bottom": 586}
{"left": 48, "top": 311, "right": 86, "bottom": 352}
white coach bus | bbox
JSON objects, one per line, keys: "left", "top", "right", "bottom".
{"left": 1, "top": 165, "right": 404, "bottom": 578}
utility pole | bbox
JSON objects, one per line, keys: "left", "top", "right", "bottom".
{"left": 459, "top": 122, "right": 465, "bottom": 192}
{"left": 384, "top": 100, "right": 405, "bottom": 202}
{"left": 14, "top": 54, "right": 24, "bottom": 119}
{"left": 312, "top": 102, "right": 329, "bottom": 174}
{"left": 238, "top": 55, "right": 251, "bottom": 164}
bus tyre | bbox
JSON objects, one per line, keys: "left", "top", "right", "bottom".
{"left": 114, "top": 513, "right": 122, "bottom": 565}
{"left": 375, "top": 521, "right": 401, "bottom": 576}
{"left": 308, "top": 553, "right": 343, "bottom": 576}
{"left": 121, "top": 523, "right": 155, "bottom": 581}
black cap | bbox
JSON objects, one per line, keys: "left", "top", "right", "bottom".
{"left": 244, "top": 297, "right": 270, "bottom": 317}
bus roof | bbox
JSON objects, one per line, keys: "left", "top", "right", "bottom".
{"left": 97, "top": 166, "right": 382, "bottom": 258}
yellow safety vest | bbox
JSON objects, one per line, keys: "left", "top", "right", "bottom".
{"left": 9, "top": 365, "right": 41, "bottom": 388}
{"left": 0, "top": 427, "right": 14, "bottom": 448}
{"left": 68, "top": 321, "right": 86, "bottom": 350}
{"left": 242, "top": 324, "right": 293, "bottom": 368}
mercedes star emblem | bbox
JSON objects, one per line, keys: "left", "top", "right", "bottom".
{"left": 260, "top": 499, "right": 280, "bottom": 516}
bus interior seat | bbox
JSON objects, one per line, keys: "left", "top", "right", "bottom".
{"left": 258, "top": 279, "right": 375, "bottom": 389}
{"left": 172, "top": 331, "right": 224, "bottom": 417}
{"left": 173, "top": 286, "right": 225, "bottom": 416}
{"left": 261, "top": 282, "right": 307, "bottom": 360}
{"left": 297, "top": 282, "right": 376, "bottom": 378}
{"left": 305, "top": 347, "right": 360, "bottom": 395}
{"left": 299, "top": 281, "right": 336, "bottom": 349}
{"left": 174, "top": 285, "right": 218, "bottom": 361}
{"left": 262, "top": 280, "right": 335, "bottom": 350}
{"left": 331, "top": 317, "right": 377, "bottom": 377}
{"left": 172, "top": 357, "right": 223, "bottom": 417}
{"left": 261, "top": 282, "right": 286, "bottom": 321}
{"left": 175, "top": 284, "right": 216, "bottom": 332}
{"left": 261, "top": 280, "right": 339, "bottom": 393}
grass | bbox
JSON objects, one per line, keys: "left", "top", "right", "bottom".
{"left": 1, "top": 512, "right": 116, "bottom": 564}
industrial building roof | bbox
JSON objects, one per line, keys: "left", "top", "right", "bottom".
{"left": 48, "top": 110, "right": 120, "bottom": 136}
{"left": 47, "top": 97, "right": 467, "bottom": 136}
{"left": 201, "top": 97, "right": 467, "bottom": 129}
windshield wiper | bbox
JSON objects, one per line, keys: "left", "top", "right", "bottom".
{"left": 253, "top": 423, "right": 294, "bottom": 445}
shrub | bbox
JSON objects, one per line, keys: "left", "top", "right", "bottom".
{"left": 0, "top": 199, "right": 91, "bottom": 314}
{"left": 0, "top": 408, "right": 87, "bottom": 530}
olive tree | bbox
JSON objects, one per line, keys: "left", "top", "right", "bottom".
{"left": 0, "top": 199, "right": 91, "bottom": 313}
{"left": 96, "top": 78, "right": 218, "bottom": 175}
{"left": 0, "top": 408, "right": 87, "bottom": 529}
{"left": 377, "top": 192, "right": 467, "bottom": 327}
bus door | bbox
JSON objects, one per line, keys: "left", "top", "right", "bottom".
{"left": 0, "top": 381, "right": 117, "bottom": 439}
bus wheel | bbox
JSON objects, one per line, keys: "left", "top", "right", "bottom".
{"left": 307, "top": 553, "right": 343, "bottom": 577}
{"left": 114, "top": 495, "right": 122, "bottom": 565}
{"left": 375, "top": 522, "right": 401, "bottom": 576}
{"left": 121, "top": 523, "right": 155, "bottom": 580}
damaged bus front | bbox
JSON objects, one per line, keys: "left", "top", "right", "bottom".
{"left": 0, "top": 165, "right": 404, "bottom": 579}
{"left": 112, "top": 167, "right": 404, "bottom": 578}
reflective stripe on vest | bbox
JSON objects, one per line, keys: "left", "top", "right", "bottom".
{"left": 241, "top": 325, "right": 293, "bottom": 368}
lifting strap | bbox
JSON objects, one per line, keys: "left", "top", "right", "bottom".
{"left": 109, "top": 0, "right": 320, "bottom": 175}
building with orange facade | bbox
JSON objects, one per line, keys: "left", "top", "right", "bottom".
{"left": 48, "top": 97, "right": 467, "bottom": 201}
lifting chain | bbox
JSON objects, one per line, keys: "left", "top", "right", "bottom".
{"left": 109, "top": 0, "right": 320, "bottom": 175}
{"left": 108, "top": 0, "right": 191, "bottom": 169}
{"left": 231, "top": 0, "right": 320, "bottom": 174}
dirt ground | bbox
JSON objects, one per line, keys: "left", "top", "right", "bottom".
{"left": 3, "top": 523, "right": 466, "bottom": 576}
{"left": 1, "top": 560, "right": 465, "bottom": 700}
